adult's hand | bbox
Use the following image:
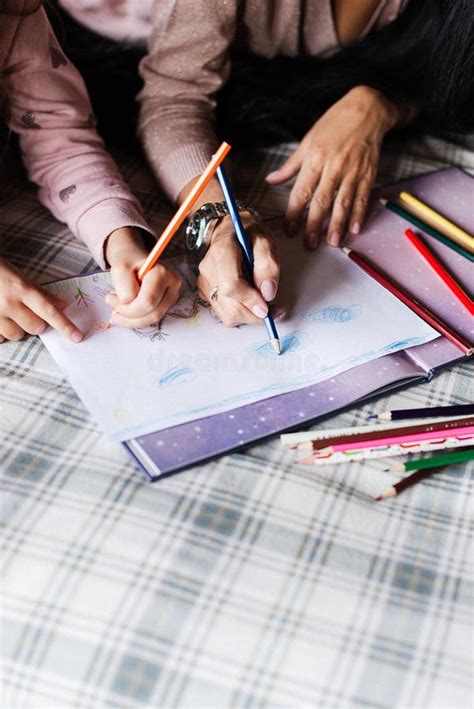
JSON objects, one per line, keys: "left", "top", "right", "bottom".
{"left": 198, "top": 213, "right": 283, "bottom": 327}
{"left": 266, "top": 86, "right": 402, "bottom": 248}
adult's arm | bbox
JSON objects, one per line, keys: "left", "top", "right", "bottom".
{"left": 138, "top": 0, "right": 238, "bottom": 202}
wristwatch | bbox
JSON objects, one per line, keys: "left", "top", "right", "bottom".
{"left": 185, "top": 200, "right": 258, "bottom": 257}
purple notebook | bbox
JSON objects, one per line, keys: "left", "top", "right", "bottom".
{"left": 124, "top": 168, "right": 473, "bottom": 480}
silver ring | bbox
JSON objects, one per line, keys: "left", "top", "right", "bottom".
{"left": 209, "top": 285, "right": 219, "bottom": 302}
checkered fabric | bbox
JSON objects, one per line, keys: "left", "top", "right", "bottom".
{"left": 1, "top": 133, "right": 473, "bottom": 709}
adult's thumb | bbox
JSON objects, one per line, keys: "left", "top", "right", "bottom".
{"left": 265, "top": 148, "right": 303, "bottom": 184}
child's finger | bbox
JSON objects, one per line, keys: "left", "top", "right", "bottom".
{"left": 0, "top": 316, "right": 25, "bottom": 341}
{"left": 110, "top": 264, "right": 140, "bottom": 305}
{"left": 114, "top": 267, "right": 181, "bottom": 319}
{"left": 104, "top": 293, "right": 120, "bottom": 311}
{"left": 111, "top": 283, "right": 181, "bottom": 329}
{"left": 24, "top": 290, "right": 83, "bottom": 342}
{"left": 12, "top": 305, "right": 47, "bottom": 336}
{"left": 51, "top": 296, "right": 69, "bottom": 311}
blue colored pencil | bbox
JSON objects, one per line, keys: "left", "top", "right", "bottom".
{"left": 216, "top": 164, "right": 281, "bottom": 354}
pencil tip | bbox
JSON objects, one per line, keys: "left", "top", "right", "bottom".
{"left": 272, "top": 339, "right": 282, "bottom": 354}
{"left": 342, "top": 247, "right": 351, "bottom": 255}
{"left": 375, "top": 488, "right": 397, "bottom": 501}
{"left": 379, "top": 198, "right": 387, "bottom": 206}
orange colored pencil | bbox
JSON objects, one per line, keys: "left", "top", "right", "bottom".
{"left": 405, "top": 229, "right": 474, "bottom": 316}
{"left": 137, "top": 141, "right": 232, "bottom": 281}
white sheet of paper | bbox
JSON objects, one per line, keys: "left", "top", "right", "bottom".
{"left": 40, "top": 239, "right": 438, "bottom": 440}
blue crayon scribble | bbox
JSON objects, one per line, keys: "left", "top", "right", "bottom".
{"left": 117, "top": 331, "right": 435, "bottom": 440}
{"left": 252, "top": 330, "right": 305, "bottom": 357}
{"left": 157, "top": 366, "right": 196, "bottom": 388}
{"left": 303, "top": 304, "right": 362, "bottom": 324}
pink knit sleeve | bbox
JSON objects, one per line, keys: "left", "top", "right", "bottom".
{"left": 138, "top": 0, "right": 238, "bottom": 202}
{"left": 4, "top": 6, "right": 154, "bottom": 269}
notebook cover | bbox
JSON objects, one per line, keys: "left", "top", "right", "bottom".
{"left": 124, "top": 167, "right": 473, "bottom": 480}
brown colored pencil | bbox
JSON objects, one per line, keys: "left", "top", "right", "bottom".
{"left": 374, "top": 467, "right": 444, "bottom": 501}
{"left": 295, "top": 416, "right": 474, "bottom": 451}
{"left": 342, "top": 247, "right": 473, "bottom": 355}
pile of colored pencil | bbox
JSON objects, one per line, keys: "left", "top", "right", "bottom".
{"left": 380, "top": 190, "right": 474, "bottom": 261}
{"left": 281, "top": 404, "right": 474, "bottom": 500}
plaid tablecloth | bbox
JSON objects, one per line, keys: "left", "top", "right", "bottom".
{"left": 1, "top": 133, "right": 473, "bottom": 709}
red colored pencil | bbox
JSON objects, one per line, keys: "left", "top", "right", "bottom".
{"left": 342, "top": 247, "right": 473, "bottom": 356}
{"left": 405, "top": 229, "right": 474, "bottom": 315}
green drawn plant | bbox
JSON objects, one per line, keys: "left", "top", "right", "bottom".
{"left": 74, "top": 287, "right": 94, "bottom": 307}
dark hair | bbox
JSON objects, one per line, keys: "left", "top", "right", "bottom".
{"left": 217, "top": 0, "right": 474, "bottom": 145}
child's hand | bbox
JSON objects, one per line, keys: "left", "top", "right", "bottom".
{"left": 104, "top": 227, "right": 182, "bottom": 328}
{"left": 0, "top": 258, "right": 83, "bottom": 343}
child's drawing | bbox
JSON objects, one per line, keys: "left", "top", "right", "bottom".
{"left": 252, "top": 330, "right": 306, "bottom": 357}
{"left": 40, "top": 246, "right": 437, "bottom": 441}
{"left": 303, "top": 304, "right": 362, "bottom": 324}
{"left": 74, "top": 287, "right": 94, "bottom": 307}
{"left": 113, "top": 398, "right": 133, "bottom": 425}
{"left": 133, "top": 321, "right": 169, "bottom": 342}
{"left": 91, "top": 275, "right": 114, "bottom": 299}
{"left": 93, "top": 321, "right": 112, "bottom": 332}
{"left": 133, "top": 293, "right": 204, "bottom": 342}
{"left": 157, "top": 366, "right": 197, "bottom": 388}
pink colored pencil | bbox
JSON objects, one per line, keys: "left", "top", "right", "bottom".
{"left": 318, "top": 424, "right": 474, "bottom": 454}
{"left": 298, "top": 434, "right": 473, "bottom": 465}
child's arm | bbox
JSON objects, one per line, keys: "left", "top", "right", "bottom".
{"left": 1, "top": 6, "right": 180, "bottom": 337}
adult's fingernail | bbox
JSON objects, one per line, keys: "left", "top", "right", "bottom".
{"left": 266, "top": 171, "right": 278, "bottom": 181}
{"left": 329, "top": 231, "right": 341, "bottom": 246}
{"left": 286, "top": 221, "right": 298, "bottom": 237}
{"left": 252, "top": 305, "right": 268, "bottom": 319}
{"left": 351, "top": 222, "right": 361, "bottom": 235}
{"left": 260, "top": 279, "right": 277, "bottom": 302}
{"left": 307, "top": 233, "right": 319, "bottom": 249}
{"left": 71, "top": 331, "right": 83, "bottom": 343}
{"left": 273, "top": 307, "right": 286, "bottom": 321}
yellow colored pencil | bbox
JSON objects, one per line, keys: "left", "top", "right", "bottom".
{"left": 398, "top": 191, "right": 474, "bottom": 254}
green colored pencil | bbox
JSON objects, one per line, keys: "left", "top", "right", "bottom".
{"left": 388, "top": 447, "right": 474, "bottom": 473}
{"left": 380, "top": 199, "right": 474, "bottom": 262}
